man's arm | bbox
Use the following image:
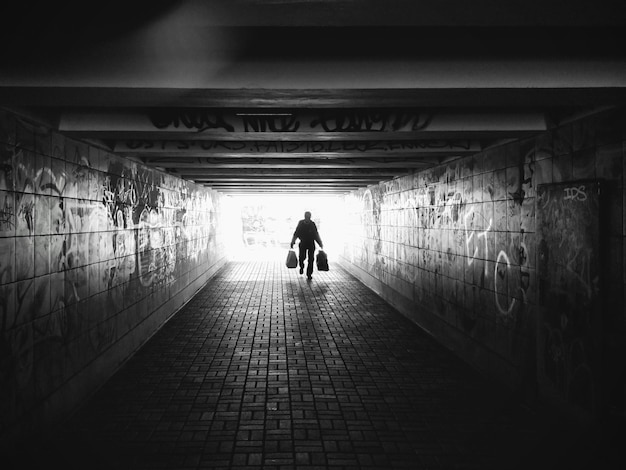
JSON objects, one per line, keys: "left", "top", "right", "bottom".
{"left": 314, "top": 225, "right": 323, "bottom": 249}
{"left": 290, "top": 221, "right": 301, "bottom": 248}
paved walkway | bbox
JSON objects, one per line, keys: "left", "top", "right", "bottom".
{"left": 8, "top": 257, "right": 623, "bottom": 469}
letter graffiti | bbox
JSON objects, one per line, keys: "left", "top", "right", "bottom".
{"left": 494, "top": 244, "right": 530, "bottom": 316}
{"left": 464, "top": 210, "right": 492, "bottom": 277}
{"left": 241, "top": 114, "right": 300, "bottom": 132}
{"left": 310, "top": 110, "right": 433, "bottom": 132}
{"left": 0, "top": 197, "right": 14, "bottom": 232}
{"left": 563, "top": 185, "right": 587, "bottom": 202}
{"left": 149, "top": 109, "right": 235, "bottom": 132}
{"left": 495, "top": 250, "right": 516, "bottom": 315}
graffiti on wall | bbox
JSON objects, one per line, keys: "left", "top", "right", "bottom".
{"left": 537, "top": 181, "right": 601, "bottom": 414}
{"left": 0, "top": 118, "right": 222, "bottom": 430}
{"left": 343, "top": 142, "right": 542, "bottom": 354}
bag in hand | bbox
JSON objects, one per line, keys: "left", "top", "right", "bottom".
{"left": 316, "top": 250, "right": 329, "bottom": 271}
{"left": 286, "top": 249, "right": 298, "bottom": 268}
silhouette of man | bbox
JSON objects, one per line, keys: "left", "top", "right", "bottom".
{"left": 290, "top": 211, "right": 323, "bottom": 280}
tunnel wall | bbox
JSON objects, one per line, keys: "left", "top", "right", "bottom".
{"left": 339, "top": 107, "right": 626, "bottom": 419}
{"left": 0, "top": 108, "right": 229, "bottom": 443}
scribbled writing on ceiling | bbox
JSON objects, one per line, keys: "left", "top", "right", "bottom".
{"left": 147, "top": 109, "right": 434, "bottom": 133}
{"left": 117, "top": 139, "right": 480, "bottom": 154}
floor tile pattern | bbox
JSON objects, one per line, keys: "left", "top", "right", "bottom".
{"left": 7, "top": 260, "right": 622, "bottom": 469}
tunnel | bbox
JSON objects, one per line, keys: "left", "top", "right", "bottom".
{"left": 1, "top": 1, "right": 626, "bottom": 468}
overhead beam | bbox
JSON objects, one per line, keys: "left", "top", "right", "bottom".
{"left": 215, "top": 189, "right": 353, "bottom": 194}
{"left": 114, "top": 139, "right": 481, "bottom": 157}
{"left": 3, "top": 87, "right": 626, "bottom": 108}
{"left": 187, "top": 177, "right": 387, "bottom": 183}
{"left": 205, "top": 183, "right": 363, "bottom": 189}
{"left": 164, "top": 168, "right": 405, "bottom": 177}
{"left": 149, "top": 160, "right": 433, "bottom": 169}
{"left": 58, "top": 110, "right": 547, "bottom": 140}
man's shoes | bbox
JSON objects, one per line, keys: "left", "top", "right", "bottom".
{"left": 307, "top": 275, "right": 312, "bottom": 280}
{"left": 299, "top": 267, "right": 304, "bottom": 274}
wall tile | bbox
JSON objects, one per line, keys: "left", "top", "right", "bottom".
{"left": 14, "top": 149, "right": 36, "bottom": 194}
{"left": 623, "top": 187, "right": 626, "bottom": 237}
{"left": 595, "top": 109, "right": 624, "bottom": 146}
{"left": 49, "top": 234, "right": 65, "bottom": 272}
{"left": 552, "top": 153, "right": 573, "bottom": 183}
{"left": 520, "top": 198, "right": 536, "bottom": 233}
{"left": 505, "top": 142, "right": 521, "bottom": 169}
{"left": 76, "top": 166, "right": 90, "bottom": 200}
{"left": 50, "top": 197, "right": 66, "bottom": 235}
{"left": 33, "top": 126, "right": 50, "bottom": 157}
{"left": 15, "top": 236, "right": 34, "bottom": 281}
{"left": 0, "top": 190, "right": 15, "bottom": 237}
{"left": 493, "top": 200, "right": 507, "bottom": 232}
{"left": 65, "top": 163, "right": 78, "bottom": 200}
{"left": 0, "top": 143, "right": 15, "bottom": 192}
{"left": 506, "top": 200, "right": 521, "bottom": 232}
{"left": 49, "top": 157, "right": 66, "bottom": 197}
{"left": 506, "top": 166, "right": 521, "bottom": 200}
{"left": 534, "top": 132, "right": 553, "bottom": 161}
{"left": 5, "top": 321, "right": 35, "bottom": 404}
{"left": 596, "top": 143, "right": 623, "bottom": 181}
{"left": 15, "top": 192, "right": 35, "bottom": 236}
{"left": 15, "top": 118, "right": 35, "bottom": 152}
{"left": 51, "top": 133, "right": 65, "bottom": 159}
{"left": 482, "top": 172, "right": 495, "bottom": 202}
{"left": 493, "top": 169, "right": 507, "bottom": 201}
{"left": 483, "top": 147, "right": 506, "bottom": 171}
{"left": 575, "top": 118, "right": 598, "bottom": 151}
{"left": 472, "top": 153, "right": 484, "bottom": 175}
{"left": 0, "top": 109, "right": 16, "bottom": 145}
{"left": 88, "top": 170, "right": 103, "bottom": 202}
{"left": 0, "top": 281, "right": 16, "bottom": 327}
{"left": 15, "top": 278, "right": 35, "bottom": 326}
{"left": 534, "top": 157, "right": 553, "bottom": 187}
{"left": 622, "top": 237, "right": 626, "bottom": 286}
{"left": 610, "top": 186, "right": 624, "bottom": 237}
{"left": 33, "top": 313, "right": 67, "bottom": 397}
{"left": 87, "top": 145, "right": 101, "bottom": 171}
{"left": 34, "top": 195, "right": 51, "bottom": 236}
{"left": 572, "top": 148, "right": 596, "bottom": 180}
{"left": 472, "top": 175, "right": 483, "bottom": 203}
{"left": 462, "top": 177, "right": 473, "bottom": 204}
{"left": 35, "top": 153, "right": 52, "bottom": 196}
{"left": 553, "top": 123, "right": 573, "bottom": 156}
{"left": 0, "top": 237, "right": 15, "bottom": 285}
{"left": 34, "top": 235, "right": 51, "bottom": 277}
{"left": 33, "top": 275, "right": 51, "bottom": 319}
{"left": 609, "top": 237, "right": 623, "bottom": 284}
{"left": 65, "top": 139, "right": 89, "bottom": 165}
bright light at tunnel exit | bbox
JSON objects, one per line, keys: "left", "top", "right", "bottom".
{"left": 222, "top": 194, "right": 346, "bottom": 261}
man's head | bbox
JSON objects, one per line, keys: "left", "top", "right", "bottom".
{"left": 304, "top": 211, "right": 311, "bottom": 220}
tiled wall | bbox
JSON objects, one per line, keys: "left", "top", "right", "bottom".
{"left": 0, "top": 108, "right": 229, "bottom": 441}
{"left": 339, "top": 107, "right": 626, "bottom": 418}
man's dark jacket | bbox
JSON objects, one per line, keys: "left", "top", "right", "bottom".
{"left": 292, "top": 219, "right": 322, "bottom": 249}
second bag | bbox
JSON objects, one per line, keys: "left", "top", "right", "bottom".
{"left": 285, "top": 249, "right": 298, "bottom": 268}
{"left": 316, "top": 250, "right": 329, "bottom": 271}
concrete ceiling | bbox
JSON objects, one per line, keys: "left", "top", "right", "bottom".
{"left": 1, "top": 0, "right": 625, "bottom": 194}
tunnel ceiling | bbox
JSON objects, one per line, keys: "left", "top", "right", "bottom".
{"left": 1, "top": 0, "right": 626, "bottom": 195}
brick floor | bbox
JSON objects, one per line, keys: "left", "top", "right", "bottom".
{"left": 7, "top": 259, "right": 625, "bottom": 469}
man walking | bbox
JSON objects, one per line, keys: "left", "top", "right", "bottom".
{"left": 290, "top": 211, "right": 323, "bottom": 280}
